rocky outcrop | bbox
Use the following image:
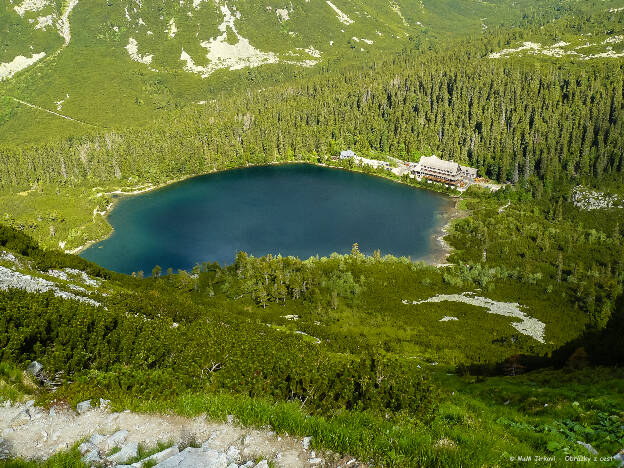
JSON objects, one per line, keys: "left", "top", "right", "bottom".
{"left": 572, "top": 187, "right": 624, "bottom": 211}
{"left": 0, "top": 400, "right": 364, "bottom": 467}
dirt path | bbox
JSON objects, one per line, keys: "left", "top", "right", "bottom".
{"left": 0, "top": 400, "right": 361, "bottom": 467}
{"left": 9, "top": 97, "right": 98, "bottom": 127}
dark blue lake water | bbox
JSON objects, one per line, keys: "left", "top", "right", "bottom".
{"left": 81, "top": 164, "right": 452, "bottom": 274}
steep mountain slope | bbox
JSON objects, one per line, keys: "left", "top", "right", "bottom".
{"left": 2, "top": 0, "right": 620, "bottom": 143}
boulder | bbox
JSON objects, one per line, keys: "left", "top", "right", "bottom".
{"left": 154, "top": 447, "right": 228, "bottom": 468}
{"left": 613, "top": 450, "right": 623, "bottom": 467}
{"left": 77, "top": 400, "right": 92, "bottom": 414}
{"left": 79, "top": 442, "right": 98, "bottom": 455}
{"left": 225, "top": 446, "right": 240, "bottom": 462}
{"left": 90, "top": 433, "right": 107, "bottom": 445}
{"left": 26, "top": 361, "right": 43, "bottom": 377}
{"left": 83, "top": 449, "right": 102, "bottom": 465}
{"left": 108, "top": 441, "right": 139, "bottom": 464}
{"left": 302, "top": 436, "right": 312, "bottom": 450}
{"left": 103, "top": 430, "right": 129, "bottom": 451}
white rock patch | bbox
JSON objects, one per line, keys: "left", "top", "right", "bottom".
{"left": 489, "top": 41, "right": 543, "bottom": 58}
{"left": 46, "top": 268, "right": 101, "bottom": 287}
{"left": 125, "top": 37, "right": 153, "bottom": 65}
{"left": 34, "top": 14, "right": 54, "bottom": 30}
{"left": 180, "top": 2, "right": 278, "bottom": 78}
{"left": 0, "top": 52, "right": 46, "bottom": 81}
{"left": 275, "top": 8, "right": 289, "bottom": 22}
{"left": 56, "top": 0, "right": 79, "bottom": 46}
{"left": 301, "top": 46, "right": 321, "bottom": 58}
{"left": 490, "top": 39, "right": 624, "bottom": 60}
{"left": 572, "top": 187, "right": 624, "bottom": 210}
{"left": 403, "top": 293, "right": 546, "bottom": 343}
{"left": 0, "top": 251, "right": 21, "bottom": 267}
{"left": 326, "top": 1, "right": 353, "bottom": 25}
{"left": 167, "top": 18, "right": 177, "bottom": 38}
{"left": 14, "top": 0, "right": 49, "bottom": 17}
{"left": 0, "top": 266, "right": 101, "bottom": 307}
{"left": 439, "top": 316, "right": 459, "bottom": 322}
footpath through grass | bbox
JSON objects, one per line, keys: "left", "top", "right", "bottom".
{"left": 0, "top": 366, "right": 611, "bottom": 467}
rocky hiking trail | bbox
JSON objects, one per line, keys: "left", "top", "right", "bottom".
{"left": 0, "top": 399, "right": 363, "bottom": 467}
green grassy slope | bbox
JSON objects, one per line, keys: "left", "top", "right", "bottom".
{"left": 0, "top": 210, "right": 622, "bottom": 466}
{"left": 2, "top": 0, "right": 620, "bottom": 144}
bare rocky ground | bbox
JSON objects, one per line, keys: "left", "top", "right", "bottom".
{"left": 0, "top": 400, "right": 363, "bottom": 467}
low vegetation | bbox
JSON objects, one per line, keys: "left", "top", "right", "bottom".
{"left": 0, "top": 177, "right": 622, "bottom": 465}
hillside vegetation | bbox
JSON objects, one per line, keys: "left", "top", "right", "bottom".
{"left": 1, "top": 0, "right": 623, "bottom": 142}
{"left": 0, "top": 189, "right": 623, "bottom": 466}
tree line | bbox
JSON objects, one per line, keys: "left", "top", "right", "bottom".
{"left": 1, "top": 22, "right": 623, "bottom": 196}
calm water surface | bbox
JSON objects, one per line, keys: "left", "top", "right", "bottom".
{"left": 82, "top": 164, "right": 452, "bottom": 274}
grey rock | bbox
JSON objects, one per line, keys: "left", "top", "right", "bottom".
{"left": 226, "top": 414, "right": 235, "bottom": 424}
{"left": 99, "top": 398, "right": 111, "bottom": 409}
{"left": 613, "top": 451, "right": 623, "bottom": 467}
{"left": 24, "top": 400, "right": 35, "bottom": 409}
{"left": 254, "top": 461, "right": 269, "bottom": 468}
{"left": 103, "top": 430, "right": 129, "bottom": 451}
{"left": 302, "top": 436, "right": 312, "bottom": 450}
{"left": 308, "top": 458, "right": 323, "bottom": 465}
{"left": 226, "top": 464, "right": 239, "bottom": 468}
{"left": 225, "top": 446, "right": 240, "bottom": 462}
{"left": 241, "top": 462, "right": 254, "bottom": 468}
{"left": 577, "top": 441, "right": 598, "bottom": 455}
{"left": 108, "top": 441, "right": 139, "bottom": 464}
{"left": 26, "top": 361, "right": 43, "bottom": 377}
{"left": 154, "top": 447, "right": 228, "bottom": 468}
{"left": 78, "top": 442, "right": 98, "bottom": 455}
{"left": 90, "top": 433, "right": 107, "bottom": 445}
{"left": 82, "top": 449, "right": 102, "bottom": 464}
{"left": 28, "top": 407, "right": 44, "bottom": 420}
{"left": 9, "top": 410, "right": 30, "bottom": 428}
{"left": 77, "top": 400, "right": 92, "bottom": 414}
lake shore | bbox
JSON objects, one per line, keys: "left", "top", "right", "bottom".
{"left": 420, "top": 198, "right": 468, "bottom": 267}
{"left": 72, "top": 160, "right": 463, "bottom": 267}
